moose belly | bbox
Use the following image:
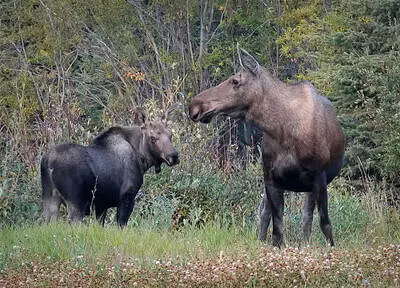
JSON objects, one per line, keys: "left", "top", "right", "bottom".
{"left": 271, "top": 166, "right": 315, "bottom": 192}
{"left": 269, "top": 153, "right": 317, "bottom": 192}
{"left": 94, "top": 179, "right": 123, "bottom": 206}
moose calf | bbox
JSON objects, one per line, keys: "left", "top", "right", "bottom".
{"left": 41, "top": 107, "right": 179, "bottom": 228}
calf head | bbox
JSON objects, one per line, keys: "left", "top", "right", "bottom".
{"left": 189, "top": 45, "right": 263, "bottom": 123}
{"left": 134, "top": 106, "right": 180, "bottom": 173}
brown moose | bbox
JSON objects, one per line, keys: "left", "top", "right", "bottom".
{"left": 189, "top": 46, "right": 345, "bottom": 247}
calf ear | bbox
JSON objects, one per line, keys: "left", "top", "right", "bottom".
{"left": 132, "top": 107, "right": 147, "bottom": 127}
{"left": 237, "top": 44, "right": 260, "bottom": 75}
{"left": 162, "top": 103, "right": 180, "bottom": 126}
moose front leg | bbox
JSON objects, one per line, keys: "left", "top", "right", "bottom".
{"left": 95, "top": 206, "right": 108, "bottom": 226}
{"left": 302, "top": 191, "right": 316, "bottom": 244}
{"left": 117, "top": 190, "right": 137, "bottom": 229}
{"left": 314, "top": 172, "right": 334, "bottom": 246}
{"left": 270, "top": 186, "right": 285, "bottom": 248}
{"left": 262, "top": 180, "right": 285, "bottom": 248}
{"left": 258, "top": 189, "right": 272, "bottom": 242}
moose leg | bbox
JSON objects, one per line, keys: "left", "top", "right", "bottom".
{"left": 315, "top": 172, "right": 334, "bottom": 246}
{"left": 117, "top": 190, "right": 136, "bottom": 229}
{"left": 96, "top": 207, "right": 108, "bottom": 226}
{"left": 262, "top": 178, "right": 285, "bottom": 248}
{"left": 302, "top": 191, "right": 316, "bottom": 244}
{"left": 67, "top": 202, "right": 85, "bottom": 223}
{"left": 258, "top": 190, "right": 272, "bottom": 241}
{"left": 43, "top": 190, "right": 62, "bottom": 223}
{"left": 270, "top": 186, "right": 285, "bottom": 248}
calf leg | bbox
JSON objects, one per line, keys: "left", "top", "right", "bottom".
{"left": 302, "top": 191, "right": 316, "bottom": 244}
{"left": 315, "top": 172, "right": 334, "bottom": 246}
{"left": 96, "top": 207, "right": 108, "bottom": 226}
{"left": 117, "top": 191, "right": 136, "bottom": 228}
{"left": 43, "top": 190, "right": 62, "bottom": 223}
{"left": 67, "top": 202, "right": 85, "bottom": 223}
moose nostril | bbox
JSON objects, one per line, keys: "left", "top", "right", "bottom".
{"left": 189, "top": 106, "right": 200, "bottom": 121}
{"left": 171, "top": 153, "right": 180, "bottom": 165}
{"left": 191, "top": 111, "right": 198, "bottom": 120}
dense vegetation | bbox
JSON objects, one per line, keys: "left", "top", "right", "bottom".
{"left": 1, "top": 0, "right": 399, "bottom": 225}
{"left": 0, "top": 0, "right": 399, "bottom": 286}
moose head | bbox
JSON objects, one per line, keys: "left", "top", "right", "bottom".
{"left": 133, "top": 105, "right": 180, "bottom": 173}
{"left": 189, "top": 45, "right": 263, "bottom": 123}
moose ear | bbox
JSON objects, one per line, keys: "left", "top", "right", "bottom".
{"left": 132, "top": 107, "right": 147, "bottom": 127}
{"left": 237, "top": 44, "right": 260, "bottom": 75}
{"left": 161, "top": 103, "right": 180, "bottom": 126}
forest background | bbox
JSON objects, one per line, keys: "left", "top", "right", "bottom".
{"left": 1, "top": 0, "right": 400, "bottom": 286}
{"left": 0, "top": 0, "right": 399, "bottom": 235}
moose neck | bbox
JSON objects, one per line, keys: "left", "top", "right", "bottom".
{"left": 125, "top": 127, "right": 159, "bottom": 174}
{"left": 137, "top": 133, "right": 160, "bottom": 173}
{"left": 246, "top": 69, "right": 303, "bottom": 138}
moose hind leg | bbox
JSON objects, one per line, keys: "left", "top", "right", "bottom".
{"left": 43, "top": 190, "right": 62, "bottom": 223}
{"left": 315, "top": 172, "right": 334, "bottom": 246}
{"left": 67, "top": 202, "right": 85, "bottom": 223}
{"left": 302, "top": 191, "right": 316, "bottom": 244}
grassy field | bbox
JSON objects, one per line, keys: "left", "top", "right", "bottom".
{"left": 0, "top": 220, "right": 399, "bottom": 288}
{"left": 1, "top": 175, "right": 399, "bottom": 287}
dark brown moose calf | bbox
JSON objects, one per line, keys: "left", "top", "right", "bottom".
{"left": 189, "top": 46, "right": 345, "bottom": 247}
{"left": 41, "top": 107, "right": 179, "bottom": 228}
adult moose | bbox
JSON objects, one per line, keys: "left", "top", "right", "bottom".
{"left": 189, "top": 46, "right": 345, "bottom": 247}
{"left": 41, "top": 106, "right": 179, "bottom": 228}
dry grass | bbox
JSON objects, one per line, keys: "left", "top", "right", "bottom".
{"left": 1, "top": 244, "right": 399, "bottom": 287}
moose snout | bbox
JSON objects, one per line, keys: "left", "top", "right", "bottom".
{"left": 189, "top": 103, "right": 201, "bottom": 122}
{"left": 165, "top": 151, "right": 180, "bottom": 166}
{"left": 189, "top": 93, "right": 219, "bottom": 123}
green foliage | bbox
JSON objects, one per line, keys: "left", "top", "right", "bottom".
{"left": 276, "top": 0, "right": 400, "bottom": 183}
{"left": 0, "top": 0, "right": 399, "bottom": 245}
{"left": 138, "top": 138, "right": 262, "bottom": 228}
{"left": 203, "top": 1, "right": 277, "bottom": 82}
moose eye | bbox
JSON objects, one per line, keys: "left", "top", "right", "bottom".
{"left": 232, "top": 79, "right": 239, "bottom": 86}
{"left": 150, "top": 136, "right": 156, "bottom": 142}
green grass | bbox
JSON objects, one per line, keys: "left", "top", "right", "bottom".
{"left": 2, "top": 179, "right": 399, "bottom": 271}
{"left": 0, "top": 222, "right": 399, "bottom": 287}
{"left": 1, "top": 177, "right": 399, "bottom": 287}
{"left": 0, "top": 222, "right": 260, "bottom": 269}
